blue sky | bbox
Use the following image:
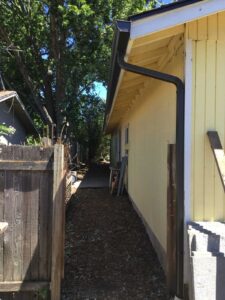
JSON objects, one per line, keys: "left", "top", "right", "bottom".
{"left": 94, "top": 82, "right": 107, "bottom": 100}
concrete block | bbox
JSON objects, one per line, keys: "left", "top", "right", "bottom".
{"left": 191, "top": 255, "right": 225, "bottom": 300}
{"left": 188, "top": 222, "right": 225, "bottom": 300}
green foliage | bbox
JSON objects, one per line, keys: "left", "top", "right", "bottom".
{"left": 0, "top": 124, "right": 16, "bottom": 136}
{"left": 25, "top": 135, "right": 41, "bottom": 145}
{"left": 0, "top": 0, "right": 164, "bottom": 159}
{"left": 37, "top": 287, "right": 49, "bottom": 300}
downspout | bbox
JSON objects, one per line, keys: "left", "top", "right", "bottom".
{"left": 117, "top": 53, "right": 185, "bottom": 299}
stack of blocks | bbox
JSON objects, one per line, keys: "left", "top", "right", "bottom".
{"left": 188, "top": 222, "right": 225, "bottom": 300}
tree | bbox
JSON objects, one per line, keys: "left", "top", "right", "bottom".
{"left": 0, "top": 0, "right": 164, "bottom": 159}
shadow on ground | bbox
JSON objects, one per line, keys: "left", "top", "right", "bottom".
{"left": 61, "top": 188, "right": 170, "bottom": 300}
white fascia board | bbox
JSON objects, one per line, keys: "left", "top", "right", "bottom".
{"left": 131, "top": 0, "right": 225, "bottom": 39}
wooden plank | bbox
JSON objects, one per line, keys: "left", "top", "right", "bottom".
{"left": 29, "top": 171, "right": 40, "bottom": 280}
{"left": 188, "top": 20, "right": 198, "bottom": 40}
{"left": 0, "top": 281, "right": 49, "bottom": 292}
{"left": 39, "top": 147, "right": 54, "bottom": 161}
{"left": 22, "top": 173, "right": 31, "bottom": 281}
{"left": 12, "top": 167, "right": 23, "bottom": 282}
{"left": 204, "top": 40, "right": 216, "bottom": 220}
{"left": 207, "top": 131, "right": 225, "bottom": 191}
{"left": 129, "top": 46, "right": 168, "bottom": 63}
{"left": 218, "top": 11, "right": 225, "bottom": 40}
{"left": 0, "top": 161, "right": 53, "bottom": 171}
{"left": 167, "top": 144, "right": 176, "bottom": 295}
{"left": 60, "top": 171, "right": 66, "bottom": 280}
{"left": 51, "top": 144, "right": 65, "bottom": 300}
{"left": 39, "top": 172, "right": 51, "bottom": 280}
{"left": 47, "top": 176, "right": 53, "bottom": 282}
{"left": 0, "top": 171, "right": 5, "bottom": 282}
{"left": 3, "top": 171, "right": 14, "bottom": 281}
{"left": 197, "top": 17, "right": 208, "bottom": 40}
{"left": 132, "top": 25, "right": 184, "bottom": 48}
{"left": 208, "top": 14, "right": 218, "bottom": 40}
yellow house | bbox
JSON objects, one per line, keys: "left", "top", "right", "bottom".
{"left": 105, "top": 1, "right": 225, "bottom": 299}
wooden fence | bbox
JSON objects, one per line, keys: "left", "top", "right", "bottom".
{"left": 0, "top": 144, "right": 66, "bottom": 300}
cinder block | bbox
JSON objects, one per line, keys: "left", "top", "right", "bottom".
{"left": 191, "top": 255, "right": 225, "bottom": 300}
{"left": 188, "top": 222, "right": 225, "bottom": 300}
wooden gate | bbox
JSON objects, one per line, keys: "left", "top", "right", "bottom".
{"left": 0, "top": 144, "right": 66, "bottom": 300}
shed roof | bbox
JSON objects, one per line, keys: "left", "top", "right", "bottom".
{"left": 0, "top": 90, "right": 39, "bottom": 136}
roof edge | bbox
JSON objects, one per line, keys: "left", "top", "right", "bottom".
{"left": 0, "top": 90, "right": 39, "bottom": 136}
{"left": 104, "top": 20, "right": 131, "bottom": 132}
{"left": 128, "top": 0, "right": 204, "bottom": 22}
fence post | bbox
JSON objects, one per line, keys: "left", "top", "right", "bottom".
{"left": 51, "top": 144, "right": 65, "bottom": 300}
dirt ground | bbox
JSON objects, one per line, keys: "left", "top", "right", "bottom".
{"left": 61, "top": 188, "right": 171, "bottom": 300}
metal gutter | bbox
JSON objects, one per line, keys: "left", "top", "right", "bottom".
{"left": 117, "top": 54, "right": 185, "bottom": 298}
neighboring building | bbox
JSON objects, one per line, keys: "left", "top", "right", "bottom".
{"left": 105, "top": 1, "right": 225, "bottom": 299}
{"left": 0, "top": 90, "right": 38, "bottom": 144}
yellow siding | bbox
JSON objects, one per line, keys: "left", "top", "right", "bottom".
{"left": 119, "top": 48, "right": 183, "bottom": 251}
{"left": 188, "top": 13, "right": 225, "bottom": 221}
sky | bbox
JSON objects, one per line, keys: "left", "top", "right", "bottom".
{"left": 94, "top": 82, "right": 107, "bottom": 101}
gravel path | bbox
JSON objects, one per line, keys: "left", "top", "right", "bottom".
{"left": 61, "top": 188, "right": 170, "bottom": 300}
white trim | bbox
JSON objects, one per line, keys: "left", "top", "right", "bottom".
{"left": 184, "top": 39, "right": 192, "bottom": 223}
{"left": 183, "top": 38, "right": 193, "bottom": 289}
{"left": 131, "top": 0, "right": 225, "bottom": 39}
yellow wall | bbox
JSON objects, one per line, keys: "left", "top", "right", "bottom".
{"left": 118, "top": 47, "right": 184, "bottom": 251}
{"left": 187, "top": 13, "right": 225, "bottom": 221}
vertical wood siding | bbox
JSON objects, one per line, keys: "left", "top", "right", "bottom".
{"left": 188, "top": 12, "right": 225, "bottom": 220}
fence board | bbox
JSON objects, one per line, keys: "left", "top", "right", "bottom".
{"left": 3, "top": 171, "right": 14, "bottom": 281}
{"left": 0, "top": 171, "right": 4, "bottom": 282}
{"left": 0, "top": 281, "right": 49, "bottom": 291}
{"left": 0, "top": 161, "right": 53, "bottom": 171}
{"left": 30, "top": 172, "right": 40, "bottom": 280}
{"left": 22, "top": 174, "right": 31, "bottom": 281}
{"left": 51, "top": 144, "right": 65, "bottom": 300}
{"left": 13, "top": 171, "right": 23, "bottom": 281}
{"left": 39, "top": 172, "right": 51, "bottom": 280}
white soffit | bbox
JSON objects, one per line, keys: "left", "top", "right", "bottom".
{"left": 131, "top": 0, "right": 225, "bottom": 39}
